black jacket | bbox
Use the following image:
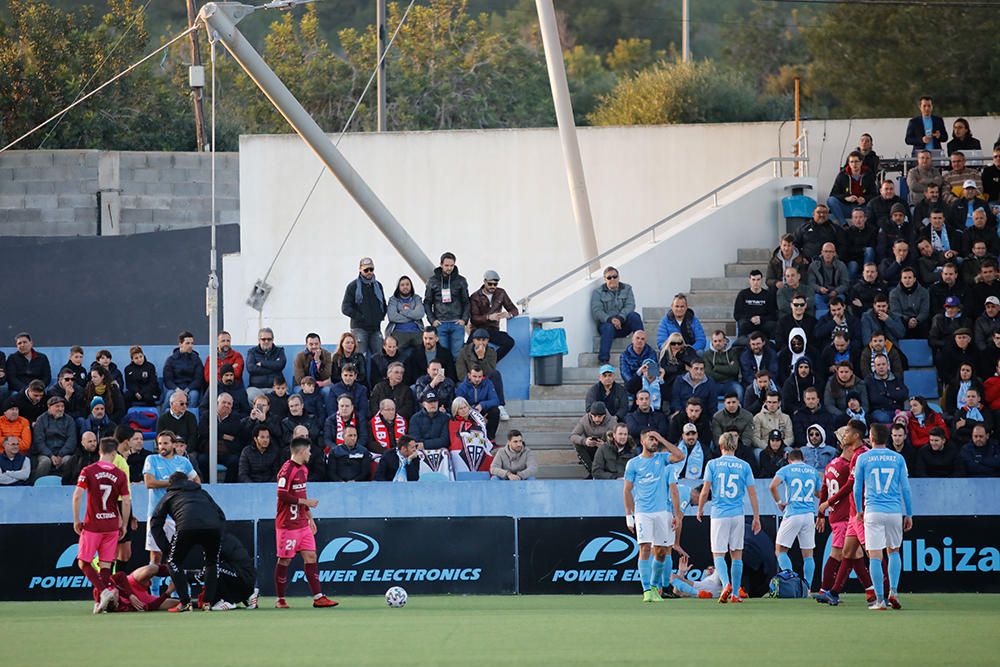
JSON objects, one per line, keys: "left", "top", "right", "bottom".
{"left": 829, "top": 167, "right": 877, "bottom": 206}
{"left": 840, "top": 221, "right": 879, "bottom": 264}
{"left": 124, "top": 361, "right": 161, "bottom": 406}
{"left": 245, "top": 344, "right": 287, "bottom": 389}
{"left": 150, "top": 478, "right": 226, "bottom": 551}
{"left": 219, "top": 532, "right": 255, "bottom": 585}
{"left": 733, "top": 288, "right": 777, "bottom": 330}
{"left": 157, "top": 411, "right": 199, "bottom": 451}
{"left": 405, "top": 346, "right": 456, "bottom": 386}
{"left": 341, "top": 276, "right": 387, "bottom": 331}
{"left": 197, "top": 412, "right": 242, "bottom": 456}
{"left": 369, "top": 380, "right": 416, "bottom": 422}
{"left": 237, "top": 444, "right": 281, "bottom": 483}
{"left": 374, "top": 449, "right": 420, "bottom": 481}
{"left": 5, "top": 350, "right": 51, "bottom": 392}
{"left": 905, "top": 115, "right": 948, "bottom": 152}
{"left": 424, "top": 266, "right": 471, "bottom": 323}
{"left": 327, "top": 444, "right": 373, "bottom": 482}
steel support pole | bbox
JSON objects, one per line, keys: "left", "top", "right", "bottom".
{"left": 681, "top": 0, "right": 690, "bottom": 63}
{"left": 198, "top": 2, "right": 435, "bottom": 279}
{"left": 377, "top": 0, "right": 387, "bottom": 132}
{"left": 534, "top": 0, "right": 599, "bottom": 273}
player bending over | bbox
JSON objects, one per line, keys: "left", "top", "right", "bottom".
{"left": 770, "top": 449, "right": 821, "bottom": 592}
{"left": 203, "top": 532, "right": 259, "bottom": 611}
{"left": 274, "top": 438, "right": 337, "bottom": 609}
{"left": 697, "top": 432, "right": 761, "bottom": 604}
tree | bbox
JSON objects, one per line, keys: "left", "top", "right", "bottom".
{"left": 563, "top": 44, "right": 615, "bottom": 125}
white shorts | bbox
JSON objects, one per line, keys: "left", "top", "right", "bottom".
{"left": 864, "top": 512, "right": 903, "bottom": 551}
{"left": 635, "top": 511, "right": 675, "bottom": 547}
{"left": 710, "top": 515, "right": 744, "bottom": 553}
{"left": 145, "top": 517, "right": 176, "bottom": 552}
{"left": 776, "top": 513, "right": 816, "bottom": 550}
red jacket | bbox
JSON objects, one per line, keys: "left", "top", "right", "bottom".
{"left": 983, "top": 376, "right": 1000, "bottom": 411}
{"left": 204, "top": 348, "right": 245, "bottom": 383}
{"left": 907, "top": 409, "right": 949, "bottom": 448}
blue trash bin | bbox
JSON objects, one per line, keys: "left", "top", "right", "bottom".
{"left": 530, "top": 317, "right": 567, "bottom": 386}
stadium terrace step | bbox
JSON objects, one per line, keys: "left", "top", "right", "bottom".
{"left": 737, "top": 247, "right": 773, "bottom": 263}
{"left": 521, "top": 399, "right": 586, "bottom": 416}
{"left": 563, "top": 366, "right": 621, "bottom": 382}
{"left": 533, "top": 449, "right": 579, "bottom": 465}
{"left": 725, "top": 261, "right": 767, "bottom": 278}
{"left": 501, "top": 416, "right": 581, "bottom": 431}
{"left": 529, "top": 383, "right": 590, "bottom": 400}
{"left": 537, "top": 463, "right": 588, "bottom": 480}
{"left": 690, "top": 276, "right": 752, "bottom": 291}
{"left": 578, "top": 352, "right": 622, "bottom": 366}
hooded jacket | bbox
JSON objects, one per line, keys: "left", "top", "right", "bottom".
{"left": 781, "top": 357, "right": 818, "bottom": 415}
{"left": 801, "top": 424, "right": 837, "bottom": 470}
{"left": 590, "top": 440, "right": 635, "bottom": 480}
{"left": 704, "top": 343, "right": 741, "bottom": 384}
{"left": 778, "top": 327, "right": 812, "bottom": 387}
{"left": 807, "top": 257, "right": 851, "bottom": 295}
{"left": 490, "top": 443, "right": 539, "bottom": 480}
{"left": 829, "top": 165, "right": 877, "bottom": 206}
{"left": 710, "top": 405, "right": 754, "bottom": 450}
{"left": 792, "top": 411, "right": 837, "bottom": 449}
{"left": 424, "top": 266, "right": 471, "bottom": 323}
{"left": 163, "top": 348, "right": 204, "bottom": 392}
{"left": 569, "top": 414, "right": 619, "bottom": 447}
{"left": 150, "top": 477, "right": 226, "bottom": 551}
{"left": 766, "top": 246, "right": 810, "bottom": 291}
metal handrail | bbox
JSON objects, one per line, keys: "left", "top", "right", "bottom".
{"left": 518, "top": 156, "right": 810, "bottom": 311}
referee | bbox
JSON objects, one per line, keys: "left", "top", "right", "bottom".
{"left": 150, "top": 472, "right": 227, "bottom": 612}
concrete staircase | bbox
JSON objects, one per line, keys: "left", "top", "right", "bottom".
{"left": 507, "top": 247, "right": 771, "bottom": 479}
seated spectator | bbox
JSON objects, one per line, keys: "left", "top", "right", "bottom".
{"left": 947, "top": 118, "right": 982, "bottom": 155}
{"left": 369, "top": 362, "right": 415, "bottom": 422}
{"left": 5, "top": 332, "right": 52, "bottom": 394}
{"left": 79, "top": 397, "right": 117, "bottom": 442}
{"left": 711, "top": 393, "right": 754, "bottom": 451}
{"left": 245, "top": 327, "right": 286, "bottom": 402}
{"left": 405, "top": 327, "right": 456, "bottom": 386}
{"left": 734, "top": 269, "right": 777, "bottom": 340}
{"left": 196, "top": 393, "right": 241, "bottom": 481}
{"left": 808, "top": 242, "right": 850, "bottom": 317}
{"left": 953, "top": 386, "right": 992, "bottom": 445}
{"left": 370, "top": 335, "right": 404, "bottom": 388}
{"left": 959, "top": 424, "right": 1000, "bottom": 477}
{"left": 883, "top": 422, "right": 916, "bottom": 470}
{"left": 490, "top": 430, "right": 538, "bottom": 481}
{"left": 455, "top": 365, "right": 501, "bottom": 441}
{"left": 198, "top": 364, "right": 251, "bottom": 418}
{"left": 586, "top": 364, "right": 630, "bottom": 422}
{"left": 876, "top": 206, "right": 916, "bottom": 269}
{"left": 330, "top": 332, "right": 368, "bottom": 389}
{"left": 82, "top": 367, "right": 124, "bottom": 424}
{"left": 828, "top": 151, "right": 877, "bottom": 225}
{"left": 123, "top": 346, "right": 161, "bottom": 408}
{"left": 202, "top": 331, "right": 244, "bottom": 385}
{"left": 667, "top": 397, "right": 712, "bottom": 446}
{"left": 848, "top": 262, "right": 888, "bottom": 319}
{"left": 905, "top": 96, "right": 947, "bottom": 154}
{"left": 326, "top": 424, "right": 372, "bottom": 482}
{"left": 861, "top": 294, "right": 905, "bottom": 346}
{"left": 814, "top": 298, "right": 861, "bottom": 358}
{"left": 414, "top": 359, "right": 456, "bottom": 410}
{"left": 914, "top": 427, "right": 959, "bottom": 477}
{"left": 846, "top": 132, "right": 880, "bottom": 174}
{"left": 60, "top": 430, "right": 99, "bottom": 485}
{"left": 781, "top": 357, "right": 818, "bottom": 415}
{"left": 914, "top": 238, "right": 947, "bottom": 286}
{"left": 656, "top": 293, "right": 706, "bottom": 354}
{"left": 929, "top": 296, "right": 973, "bottom": 364}
{"left": 373, "top": 435, "right": 420, "bottom": 482}
{"left": 825, "top": 362, "right": 869, "bottom": 423}
{"left": 859, "top": 332, "right": 904, "bottom": 380}
{"left": 591, "top": 266, "right": 644, "bottom": 364}
{"left": 979, "top": 330, "right": 1000, "bottom": 379}
{"left": 777, "top": 268, "right": 817, "bottom": 319}
{"left": 156, "top": 391, "right": 198, "bottom": 452}
{"left": 162, "top": 331, "right": 204, "bottom": 411}
{"left": 237, "top": 424, "right": 280, "bottom": 483}
{"left": 327, "top": 363, "right": 370, "bottom": 424}
{"left": 704, "top": 331, "right": 741, "bottom": 400}
{"left": 293, "top": 333, "right": 334, "bottom": 392}
{"left": 889, "top": 267, "right": 931, "bottom": 338}
{"left": 341, "top": 256, "right": 387, "bottom": 357}
{"left": 913, "top": 182, "right": 946, "bottom": 227}
{"left": 268, "top": 376, "right": 291, "bottom": 422}
{"left": 965, "top": 203, "right": 999, "bottom": 254}
{"left": 960, "top": 243, "right": 994, "bottom": 288}
{"left": 795, "top": 203, "right": 842, "bottom": 261}
{"left": 739, "top": 332, "right": 779, "bottom": 388}
{"left": 60, "top": 346, "right": 88, "bottom": 388}
{"left": 240, "top": 393, "right": 282, "bottom": 446}
{"left": 12, "top": 379, "right": 46, "bottom": 426}
{"left": 792, "top": 387, "right": 837, "bottom": 447}
{"left": 801, "top": 424, "right": 837, "bottom": 471}
{"left": 30, "top": 396, "right": 76, "bottom": 479}
{"left": 670, "top": 358, "right": 718, "bottom": 415}
{"left": 878, "top": 237, "right": 914, "bottom": 288}
{"left": 279, "top": 424, "right": 327, "bottom": 482}
{"left": 937, "top": 328, "right": 976, "bottom": 385}
{"left": 757, "top": 430, "right": 789, "bottom": 478}
{"left": 659, "top": 333, "right": 697, "bottom": 397}
{"left": 408, "top": 392, "right": 450, "bottom": 451}
{"left": 905, "top": 396, "right": 949, "bottom": 449}
{"left": 570, "top": 401, "right": 618, "bottom": 477}
{"left": 592, "top": 423, "right": 637, "bottom": 480}
{"left": 90, "top": 350, "right": 124, "bottom": 391}
{"left": 819, "top": 332, "right": 860, "bottom": 385}
{"left": 369, "top": 398, "right": 407, "bottom": 455}
{"left": 944, "top": 153, "right": 982, "bottom": 202}
{"left": 171, "top": 435, "right": 202, "bottom": 479}
{"left": 280, "top": 394, "right": 321, "bottom": 446}
{"left": 385, "top": 276, "right": 427, "bottom": 354}
{"left": 967, "top": 258, "right": 1000, "bottom": 320}
{"left": 777, "top": 327, "right": 813, "bottom": 387}
{"left": 983, "top": 147, "right": 1000, "bottom": 203}
{"left": 742, "top": 370, "right": 779, "bottom": 414}
{"left": 323, "top": 395, "right": 369, "bottom": 453}
{"left": 752, "top": 390, "right": 793, "bottom": 450}
{"left": 626, "top": 389, "right": 669, "bottom": 440}
{"left": 456, "top": 329, "right": 507, "bottom": 421}
{"left": 0, "top": 435, "right": 30, "bottom": 485}
{"left": 619, "top": 330, "right": 657, "bottom": 389}
{"left": 469, "top": 269, "right": 519, "bottom": 362}
{"left": 47, "top": 370, "right": 87, "bottom": 420}
{"left": 448, "top": 397, "right": 495, "bottom": 473}
{"left": 841, "top": 208, "right": 878, "bottom": 280}
{"left": 425, "top": 252, "right": 471, "bottom": 359}
{"left": 296, "top": 376, "right": 325, "bottom": 423}
{"left": 776, "top": 295, "right": 817, "bottom": 355}
{"left": 941, "top": 362, "right": 983, "bottom": 419}
{"left": 868, "top": 181, "right": 909, "bottom": 233}
{"left": 906, "top": 149, "right": 947, "bottom": 206}
{"left": 766, "top": 234, "right": 810, "bottom": 290}
{"left": 864, "top": 355, "right": 908, "bottom": 423}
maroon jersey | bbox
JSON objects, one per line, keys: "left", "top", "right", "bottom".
{"left": 77, "top": 461, "right": 130, "bottom": 533}
{"left": 823, "top": 456, "right": 852, "bottom": 523}
{"left": 276, "top": 460, "right": 309, "bottom": 530}
{"left": 847, "top": 445, "right": 870, "bottom": 514}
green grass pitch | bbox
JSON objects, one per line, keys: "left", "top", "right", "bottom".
{"left": 4, "top": 594, "right": 999, "bottom": 666}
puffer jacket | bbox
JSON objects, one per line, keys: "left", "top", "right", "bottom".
{"left": 163, "top": 348, "right": 204, "bottom": 392}
{"left": 424, "top": 266, "right": 470, "bottom": 323}
{"left": 490, "top": 444, "right": 539, "bottom": 480}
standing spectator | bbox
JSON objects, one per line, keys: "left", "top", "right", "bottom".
{"left": 408, "top": 392, "right": 451, "bottom": 451}
{"left": 711, "top": 393, "right": 754, "bottom": 451}
{"left": 906, "top": 149, "right": 947, "bottom": 206}
{"left": 776, "top": 267, "right": 816, "bottom": 319}
{"left": 30, "top": 396, "right": 76, "bottom": 479}
{"left": 905, "top": 396, "right": 949, "bottom": 449}
{"left": 586, "top": 365, "right": 630, "bottom": 422}
{"left": 156, "top": 391, "right": 198, "bottom": 453}
{"left": 490, "top": 430, "right": 538, "bottom": 481}
{"left": 904, "top": 95, "right": 948, "bottom": 154}
{"left": 369, "top": 362, "right": 415, "bottom": 421}
{"left": 5, "top": 333, "right": 51, "bottom": 393}
{"left": 202, "top": 331, "right": 245, "bottom": 384}
{"left": 591, "top": 423, "right": 635, "bottom": 480}
{"left": 752, "top": 391, "right": 793, "bottom": 450}
{"left": 237, "top": 424, "right": 280, "bottom": 483}
{"left": 959, "top": 424, "right": 1000, "bottom": 477}
{"left": 123, "top": 346, "right": 161, "bottom": 407}
{"left": 795, "top": 203, "right": 841, "bottom": 260}
{"left": 946, "top": 118, "right": 982, "bottom": 155}
{"left": 385, "top": 276, "right": 425, "bottom": 355}
{"left": 341, "top": 257, "right": 387, "bottom": 357}
{"left": 0, "top": 435, "right": 30, "bottom": 486}
{"left": 841, "top": 208, "right": 878, "bottom": 280}
{"left": 404, "top": 327, "right": 456, "bottom": 386}
{"left": 455, "top": 365, "right": 501, "bottom": 441}
{"left": 864, "top": 355, "right": 908, "bottom": 423}
{"left": 569, "top": 402, "right": 618, "bottom": 477}
{"left": 162, "top": 331, "right": 204, "bottom": 411}
{"left": 424, "top": 252, "right": 471, "bottom": 359}
{"left": 469, "top": 270, "right": 519, "bottom": 361}
{"left": 591, "top": 266, "right": 643, "bottom": 364}
{"left": 807, "top": 242, "right": 850, "bottom": 315}
{"left": 889, "top": 267, "right": 931, "bottom": 338}
{"left": 913, "top": 428, "right": 959, "bottom": 477}
{"left": 982, "top": 147, "right": 1000, "bottom": 203}
{"left": 456, "top": 329, "right": 508, "bottom": 421}
{"left": 827, "top": 151, "right": 877, "bottom": 225}
{"left": 60, "top": 346, "right": 88, "bottom": 388}
{"left": 373, "top": 435, "right": 420, "bottom": 482}
{"left": 619, "top": 330, "right": 657, "bottom": 389}
{"left": 330, "top": 332, "right": 368, "bottom": 389}
{"left": 292, "top": 333, "right": 333, "bottom": 392}
{"left": 414, "top": 359, "right": 455, "bottom": 410}
{"left": 369, "top": 399, "right": 407, "bottom": 454}
{"left": 974, "top": 296, "right": 1000, "bottom": 351}
{"left": 739, "top": 332, "right": 779, "bottom": 388}
{"left": 625, "top": 390, "right": 669, "bottom": 440}
{"left": 326, "top": 424, "right": 372, "bottom": 482}
{"left": 766, "top": 234, "right": 809, "bottom": 290}
{"left": 734, "top": 270, "right": 777, "bottom": 339}
{"left": 245, "top": 328, "right": 287, "bottom": 402}
{"left": 671, "top": 358, "right": 719, "bottom": 414}
{"left": 704, "top": 331, "right": 742, "bottom": 400}
{"left": 83, "top": 367, "right": 124, "bottom": 424}
{"left": 370, "top": 336, "right": 405, "bottom": 386}
{"left": 656, "top": 293, "right": 706, "bottom": 353}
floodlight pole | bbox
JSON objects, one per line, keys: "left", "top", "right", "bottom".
{"left": 197, "top": 2, "right": 435, "bottom": 279}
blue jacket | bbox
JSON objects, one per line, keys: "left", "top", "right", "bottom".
{"left": 619, "top": 342, "right": 657, "bottom": 387}
{"left": 739, "top": 345, "right": 780, "bottom": 386}
{"left": 245, "top": 344, "right": 287, "bottom": 389}
{"left": 670, "top": 373, "right": 719, "bottom": 414}
{"left": 455, "top": 377, "right": 500, "bottom": 412}
{"left": 326, "top": 381, "right": 370, "bottom": 422}
{"left": 656, "top": 309, "right": 706, "bottom": 351}
{"left": 299, "top": 391, "right": 326, "bottom": 422}
{"left": 163, "top": 348, "right": 204, "bottom": 392}
{"left": 802, "top": 443, "right": 838, "bottom": 472}
{"left": 408, "top": 409, "right": 451, "bottom": 450}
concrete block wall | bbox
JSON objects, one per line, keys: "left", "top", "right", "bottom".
{"left": 0, "top": 150, "right": 239, "bottom": 236}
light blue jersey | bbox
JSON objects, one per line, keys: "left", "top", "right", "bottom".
{"left": 625, "top": 452, "right": 677, "bottom": 514}
{"left": 853, "top": 448, "right": 913, "bottom": 515}
{"left": 703, "top": 455, "right": 754, "bottom": 518}
{"left": 774, "top": 462, "right": 821, "bottom": 518}
{"left": 143, "top": 455, "right": 196, "bottom": 516}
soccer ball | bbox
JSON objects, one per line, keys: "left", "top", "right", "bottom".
{"left": 385, "top": 586, "right": 407, "bottom": 608}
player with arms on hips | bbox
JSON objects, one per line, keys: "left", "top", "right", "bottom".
{"left": 72, "top": 437, "right": 132, "bottom": 614}
{"left": 696, "top": 432, "right": 761, "bottom": 603}
{"left": 854, "top": 423, "right": 913, "bottom": 611}
{"left": 769, "top": 449, "right": 821, "bottom": 592}
{"left": 623, "top": 429, "right": 684, "bottom": 602}
{"left": 274, "top": 437, "right": 337, "bottom": 609}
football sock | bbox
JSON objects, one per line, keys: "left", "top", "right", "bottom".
{"left": 274, "top": 563, "right": 289, "bottom": 599}
{"left": 821, "top": 556, "right": 840, "bottom": 591}
{"left": 777, "top": 552, "right": 794, "bottom": 572}
{"left": 672, "top": 579, "right": 698, "bottom": 596}
{"left": 115, "top": 560, "right": 128, "bottom": 574}
{"left": 831, "top": 557, "right": 852, "bottom": 593}
{"left": 714, "top": 556, "right": 730, "bottom": 587}
{"left": 888, "top": 551, "right": 901, "bottom": 592}
{"left": 79, "top": 561, "right": 102, "bottom": 589}
{"left": 730, "top": 560, "right": 744, "bottom": 596}
{"left": 651, "top": 559, "right": 666, "bottom": 591}
{"left": 99, "top": 567, "right": 114, "bottom": 590}
{"left": 637, "top": 557, "right": 652, "bottom": 591}
{"left": 303, "top": 562, "right": 322, "bottom": 597}
{"left": 869, "top": 558, "right": 884, "bottom": 602}
{"left": 853, "top": 558, "right": 873, "bottom": 589}
{"left": 802, "top": 556, "right": 815, "bottom": 590}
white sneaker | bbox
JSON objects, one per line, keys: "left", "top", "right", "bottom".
{"left": 245, "top": 587, "right": 259, "bottom": 609}
{"left": 93, "top": 602, "right": 101, "bottom": 615}
{"left": 868, "top": 600, "right": 888, "bottom": 611}
{"left": 96, "top": 587, "right": 117, "bottom": 614}
{"left": 498, "top": 405, "right": 510, "bottom": 421}
{"left": 211, "top": 600, "right": 238, "bottom": 611}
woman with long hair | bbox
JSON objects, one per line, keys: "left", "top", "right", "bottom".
{"left": 941, "top": 362, "right": 983, "bottom": 418}
{"left": 906, "top": 395, "right": 949, "bottom": 448}
{"left": 84, "top": 366, "right": 125, "bottom": 422}
{"left": 385, "top": 275, "right": 426, "bottom": 354}
{"left": 331, "top": 331, "right": 368, "bottom": 388}
{"left": 659, "top": 332, "right": 694, "bottom": 397}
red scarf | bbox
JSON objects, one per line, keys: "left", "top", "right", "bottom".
{"left": 370, "top": 414, "right": 406, "bottom": 451}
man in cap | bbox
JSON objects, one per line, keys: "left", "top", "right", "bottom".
{"left": 341, "top": 256, "right": 387, "bottom": 357}
{"left": 569, "top": 401, "right": 618, "bottom": 477}
{"left": 30, "top": 395, "right": 77, "bottom": 480}
{"left": 949, "top": 180, "right": 997, "bottom": 230}
{"left": 456, "top": 328, "right": 509, "bottom": 421}
{"left": 585, "top": 364, "right": 629, "bottom": 422}
{"left": 975, "top": 296, "right": 1000, "bottom": 351}
{"left": 469, "top": 270, "right": 519, "bottom": 362}
{"left": 408, "top": 391, "right": 450, "bottom": 451}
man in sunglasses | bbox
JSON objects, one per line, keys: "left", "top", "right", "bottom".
{"left": 591, "top": 267, "right": 644, "bottom": 365}
{"left": 341, "top": 257, "right": 387, "bottom": 358}
{"left": 469, "top": 270, "right": 519, "bottom": 362}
